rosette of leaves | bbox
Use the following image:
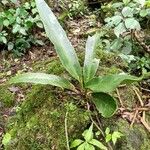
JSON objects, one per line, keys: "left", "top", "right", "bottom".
{"left": 9, "top": 0, "right": 150, "bottom": 118}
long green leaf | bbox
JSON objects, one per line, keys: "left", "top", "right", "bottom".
{"left": 89, "top": 139, "right": 107, "bottom": 150}
{"left": 85, "top": 74, "right": 144, "bottom": 93}
{"left": 35, "top": 0, "right": 82, "bottom": 82}
{"left": 9, "top": 73, "right": 75, "bottom": 91}
{"left": 83, "top": 34, "right": 100, "bottom": 84}
{"left": 92, "top": 93, "right": 117, "bottom": 118}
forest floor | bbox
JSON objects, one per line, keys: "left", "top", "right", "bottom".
{"left": 0, "top": 5, "right": 150, "bottom": 150}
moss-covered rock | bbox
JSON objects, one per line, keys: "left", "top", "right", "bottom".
{"left": 115, "top": 119, "right": 150, "bottom": 150}
{"left": 100, "top": 116, "right": 150, "bottom": 150}
{"left": 3, "top": 58, "right": 89, "bottom": 150}
{"left": 4, "top": 85, "right": 89, "bottom": 150}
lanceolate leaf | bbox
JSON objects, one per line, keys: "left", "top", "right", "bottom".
{"left": 92, "top": 93, "right": 117, "bottom": 118}
{"left": 114, "top": 22, "right": 126, "bottom": 38}
{"left": 36, "top": 0, "right": 82, "bottom": 81}
{"left": 85, "top": 74, "right": 143, "bottom": 93}
{"left": 9, "top": 73, "right": 76, "bottom": 91}
{"left": 89, "top": 139, "right": 107, "bottom": 150}
{"left": 83, "top": 34, "right": 100, "bottom": 84}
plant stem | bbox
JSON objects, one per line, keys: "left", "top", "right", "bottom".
{"left": 65, "top": 111, "right": 70, "bottom": 150}
{"left": 87, "top": 103, "right": 114, "bottom": 150}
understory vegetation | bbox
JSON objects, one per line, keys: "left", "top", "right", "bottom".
{"left": 0, "top": 0, "right": 150, "bottom": 150}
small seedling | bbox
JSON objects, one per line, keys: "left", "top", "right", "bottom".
{"left": 105, "top": 127, "right": 123, "bottom": 145}
{"left": 70, "top": 124, "right": 108, "bottom": 150}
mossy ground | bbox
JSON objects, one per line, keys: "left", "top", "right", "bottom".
{"left": 1, "top": 51, "right": 150, "bottom": 150}
{"left": 0, "top": 85, "right": 15, "bottom": 108}
{"left": 5, "top": 85, "right": 89, "bottom": 150}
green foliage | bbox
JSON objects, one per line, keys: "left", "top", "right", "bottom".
{"left": 105, "top": 127, "right": 123, "bottom": 145}
{"left": 9, "top": 0, "right": 150, "bottom": 119}
{"left": 71, "top": 125, "right": 124, "bottom": 150}
{"left": 2, "top": 133, "right": 11, "bottom": 146}
{"left": 0, "top": 0, "right": 44, "bottom": 56}
{"left": 83, "top": 34, "right": 100, "bottom": 83}
{"left": 92, "top": 93, "right": 117, "bottom": 118}
{"left": 9, "top": 73, "right": 76, "bottom": 91}
{"left": 98, "top": 0, "right": 150, "bottom": 75}
{"left": 60, "top": 0, "right": 87, "bottom": 18}
{"left": 36, "top": 0, "right": 82, "bottom": 82}
{"left": 101, "top": 0, "right": 150, "bottom": 54}
{"left": 70, "top": 124, "right": 108, "bottom": 150}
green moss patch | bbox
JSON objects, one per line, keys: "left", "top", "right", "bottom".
{"left": 0, "top": 85, "right": 14, "bottom": 108}
{"left": 4, "top": 85, "right": 89, "bottom": 150}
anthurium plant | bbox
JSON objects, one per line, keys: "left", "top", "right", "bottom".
{"left": 9, "top": 0, "right": 150, "bottom": 118}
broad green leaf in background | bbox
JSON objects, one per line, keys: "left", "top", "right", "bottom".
{"left": 1, "top": 37, "right": 7, "bottom": 44}
{"left": 125, "top": 18, "right": 141, "bottom": 30}
{"left": 92, "top": 93, "right": 117, "bottom": 118}
{"left": 89, "top": 139, "right": 108, "bottom": 150}
{"left": 36, "top": 0, "right": 82, "bottom": 82}
{"left": 83, "top": 34, "right": 100, "bottom": 83}
{"left": 12, "top": 24, "right": 21, "bottom": 33}
{"left": 8, "top": 42, "right": 14, "bottom": 50}
{"left": 122, "top": 7, "right": 133, "bottom": 17}
{"left": 111, "top": 15, "right": 123, "bottom": 25}
{"left": 114, "top": 22, "right": 126, "bottom": 37}
{"left": 3, "top": 20, "right": 9, "bottom": 27}
{"left": 140, "top": 9, "right": 148, "bottom": 17}
{"left": 137, "top": 0, "right": 146, "bottom": 7}
{"left": 110, "top": 38, "right": 123, "bottom": 51}
{"left": 85, "top": 74, "right": 143, "bottom": 93}
{"left": 122, "top": 41, "right": 132, "bottom": 54}
{"left": 10, "top": 0, "right": 18, "bottom": 4}
{"left": 9, "top": 73, "right": 76, "bottom": 91}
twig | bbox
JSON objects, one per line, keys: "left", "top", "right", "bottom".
{"left": 133, "top": 87, "right": 144, "bottom": 106}
{"left": 90, "top": 115, "right": 104, "bottom": 136}
{"left": 65, "top": 111, "right": 70, "bottom": 150}
{"left": 95, "top": 114, "right": 105, "bottom": 136}
{"left": 130, "top": 109, "right": 138, "bottom": 127}
{"left": 133, "top": 86, "right": 150, "bottom": 132}
{"left": 133, "top": 108, "right": 149, "bottom": 111}
{"left": 141, "top": 87, "right": 150, "bottom": 93}
{"left": 141, "top": 116, "right": 150, "bottom": 132}
{"left": 133, "top": 30, "right": 150, "bottom": 53}
{"left": 116, "top": 88, "right": 124, "bottom": 107}
{"left": 87, "top": 103, "right": 113, "bottom": 150}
